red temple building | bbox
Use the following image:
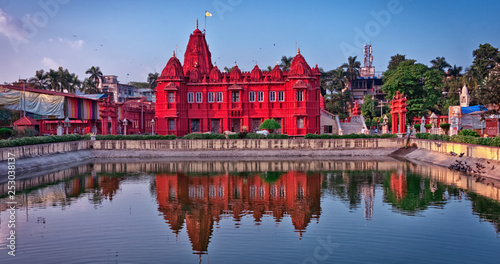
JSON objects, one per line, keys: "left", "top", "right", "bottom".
{"left": 155, "top": 24, "right": 322, "bottom": 136}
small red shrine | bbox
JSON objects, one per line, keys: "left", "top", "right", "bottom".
{"left": 390, "top": 91, "right": 407, "bottom": 134}
{"left": 352, "top": 101, "right": 361, "bottom": 116}
{"left": 155, "top": 23, "right": 321, "bottom": 136}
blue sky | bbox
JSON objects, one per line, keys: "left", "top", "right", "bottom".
{"left": 0, "top": 0, "right": 499, "bottom": 84}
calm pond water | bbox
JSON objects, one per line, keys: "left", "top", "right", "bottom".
{"left": 1, "top": 159, "right": 500, "bottom": 264}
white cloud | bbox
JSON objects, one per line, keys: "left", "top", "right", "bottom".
{"left": 41, "top": 57, "right": 59, "bottom": 69}
{"left": 0, "top": 8, "right": 27, "bottom": 42}
{"left": 58, "top": 37, "right": 84, "bottom": 49}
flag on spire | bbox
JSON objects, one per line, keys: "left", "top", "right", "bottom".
{"left": 205, "top": 11, "right": 212, "bottom": 17}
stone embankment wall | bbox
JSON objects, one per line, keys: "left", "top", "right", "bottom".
{"left": 1, "top": 138, "right": 406, "bottom": 161}
{"left": 409, "top": 139, "right": 500, "bottom": 161}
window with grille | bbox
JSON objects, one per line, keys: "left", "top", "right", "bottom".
{"left": 249, "top": 91, "right": 255, "bottom": 102}
{"left": 257, "top": 91, "right": 264, "bottom": 102}
{"left": 269, "top": 91, "right": 276, "bottom": 102}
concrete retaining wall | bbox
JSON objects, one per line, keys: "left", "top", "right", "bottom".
{"left": 0, "top": 138, "right": 407, "bottom": 162}
{"left": 90, "top": 138, "right": 406, "bottom": 151}
{"left": 410, "top": 138, "right": 500, "bottom": 161}
{"left": 0, "top": 141, "right": 90, "bottom": 161}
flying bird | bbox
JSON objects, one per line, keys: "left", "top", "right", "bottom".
{"left": 450, "top": 151, "right": 457, "bottom": 156}
{"left": 459, "top": 152, "right": 465, "bottom": 157}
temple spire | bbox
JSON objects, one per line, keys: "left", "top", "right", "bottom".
{"left": 196, "top": 19, "right": 198, "bottom": 29}
{"left": 297, "top": 47, "right": 301, "bottom": 55}
{"left": 173, "top": 50, "right": 176, "bottom": 57}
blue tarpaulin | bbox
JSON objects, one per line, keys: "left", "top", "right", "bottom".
{"left": 461, "top": 105, "right": 487, "bottom": 114}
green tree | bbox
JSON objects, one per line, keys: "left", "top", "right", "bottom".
{"left": 45, "top": 67, "right": 81, "bottom": 93}
{"left": 80, "top": 78, "right": 100, "bottom": 94}
{"left": 361, "top": 94, "right": 378, "bottom": 120}
{"left": 28, "top": 69, "right": 49, "bottom": 90}
{"left": 474, "top": 64, "right": 500, "bottom": 117}
{"left": 387, "top": 54, "right": 406, "bottom": 71}
{"left": 147, "top": 72, "right": 158, "bottom": 90}
{"left": 85, "top": 66, "right": 103, "bottom": 89}
{"left": 448, "top": 65, "right": 462, "bottom": 77}
{"left": 321, "top": 67, "right": 350, "bottom": 118}
{"left": 341, "top": 56, "right": 361, "bottom": 86}
{"left": 223, "top": 66, "right": 233, "bottom": 73}
{"left": 279, "top": 56, "right": 293, "bottom": 71}
{"left": 430, "top": 56, "right": 451, "bottom": 73}
{"left": 259, "top": 119, "right": 281, "bottom": 133}
{"left": 382, "top": 60, "right": 443, "bottom": 122}
{"left": 471, "top": 43, "right": 499, "bottom": 82}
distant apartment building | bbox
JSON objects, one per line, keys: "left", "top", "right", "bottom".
{"left": 100, "top": 75, "right": 137, "bottom": 102}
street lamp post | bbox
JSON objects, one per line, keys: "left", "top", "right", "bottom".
{"left": 64, "top": 116, "right": 70, "bottom": 135}
{"left": 123, "top": 118, "right": 128, "bottom": 135}
{"left": 151, "top": 119, "right": 155, "bottom": 135}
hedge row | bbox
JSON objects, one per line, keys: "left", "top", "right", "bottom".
{"left": 0, "top": 134, "right": 83, "bottom": 148}
{"left": 416, "top": 133, "right": 500, "bottom": 147}
{"left": 87, "top": 134, "right": 177, "bottom": 140}
{"left": 183, "top": 133, "right": 289, "bottom": 140}
{"left": 304, "top": 133, "right": 398, "bottom": 139}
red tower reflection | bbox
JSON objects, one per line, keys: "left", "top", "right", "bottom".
{"left": 156, "top": 171, "right": 322, "bottom": 253}
{"left": 390, "top": 172, "right": 407, "bottom": 201}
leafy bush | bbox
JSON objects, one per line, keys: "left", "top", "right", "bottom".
{"left": 414, "top": 124, "right": 421, "bottom": 130}
{"left": 305, "top": 134, "right": 322, "bottom": 139}
{"left": 245, "top": 133, "right": 266, "bottom": 139}
{"left": 238, "top": 131, "right": 248, "bottom": 139}
{"left": 439, "top": 123, "right": 450, "bottom": 130}
{"left": 259, "top": 119, "right": 281, "bottom": 131}
{"left": 95, "top": 134, "right": 176, "bottom": 140}
{"left": 0, "top": 134, "right": 83, "bottom": 148}
{"left": 227, "top": 134, "right": 239, "bottom": 139}
{"left": 0, "top": 128, "right": 13, "bottom": 139}
{"left": 182, "top": 133, "right": 225, "bottom": 140}
{"left": 424, "top": 124, "right": 432, "bottom": 129}
{"left": 458, "top": 129, "right": 480, "bottom": 137}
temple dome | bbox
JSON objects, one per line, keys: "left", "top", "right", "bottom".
{"left": 230, "top": 65, "right": 242, "bottom": 82}
{"left": 189, "top": 67, "right": 201, "bottom": 83}
{"left": 183, "top": 22, "right": 213, "bottom": 76}
{"left": 250, "top": 65, "right": 262, "bottom": 81}
{"left": 209, "top": 65, "right": 222, "bottom": 82}
{"left": 160, "top": 52, "right": 184, "bottom": 80}
{"left": 271, "top": 64, "right": 283, "bottom": 81}
{"left": 289, "top": 49, "right": 312, "bottom": 77}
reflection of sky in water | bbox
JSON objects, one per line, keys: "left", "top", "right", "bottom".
{"left": 0, "top": 161, "right": 499, "bottom": 264}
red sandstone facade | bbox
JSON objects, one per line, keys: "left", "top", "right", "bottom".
{"left": 155, "top": 26, "right": 321, "bottom": 136}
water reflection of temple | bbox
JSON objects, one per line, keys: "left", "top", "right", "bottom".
{"left": 156, "top": 172, "right": 322, "bottom": 253}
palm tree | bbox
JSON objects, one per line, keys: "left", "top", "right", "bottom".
{"left": 279, "top": 56, "right": 293, "bottom": 71}
{"left": 147, "top": 72, "right": 159, "bottom": 90}
{"left": 430, "top": 57, "right": 451, "bottom": 72}
{"left": 47, "top": 69, "right": 60, "bottom": 91}
{"left": 341, "top": 56, "right": 361, "bottom": 86}
{"left": 223, "top": 66, "right": 234, "bottom": 73}
{"left": 85, "top": 66, "right": 103, "bottom": 89}
{"left": 266, "top": 66, "right": 273, "bottom": 72}
{"left": 28, "top": 70, "right": 49, "bottom": 90}
{"left": 448, "top": 65, "right": 462, "bottom": 77}
{"left": 81, "top": 78, "right": 100, "bottom": 94}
